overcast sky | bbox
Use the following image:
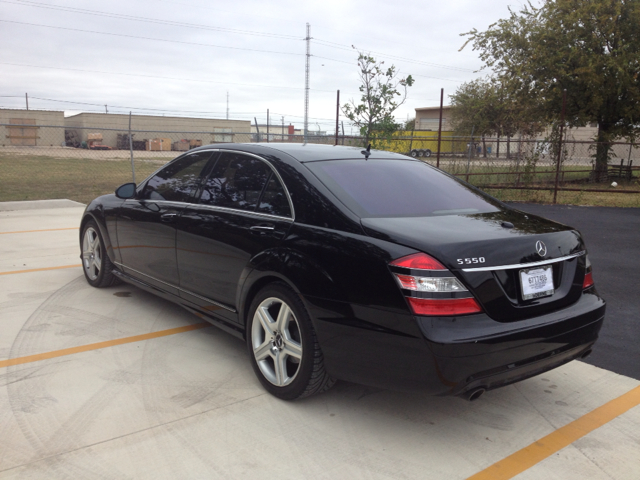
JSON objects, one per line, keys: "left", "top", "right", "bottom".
{"left": 0, "top": 0, "right": 532, "bottom": 132}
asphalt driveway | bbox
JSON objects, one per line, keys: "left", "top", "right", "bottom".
{"left": 508, "top": 203, "right": 640, "bottom": 381}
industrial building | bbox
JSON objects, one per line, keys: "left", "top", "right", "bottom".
{"left": 0, "top": 109, "right": 65, "bottom": 147}
{"left": 64, "top": 113, "right": 251, "bottom": 150}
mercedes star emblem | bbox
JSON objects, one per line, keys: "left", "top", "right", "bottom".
{"left": 536, "top": 240, "right": 547, "bottom": 257}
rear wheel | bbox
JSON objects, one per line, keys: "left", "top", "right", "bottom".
{"left": 247, "top": 283, "right": 335, "bottom": 400}
{"left": 410, "top": 149, "right": 418, "bottom": 158}
{"left": 424, "top": 149, "right": 432, "bottom": 157}
{"left": 81, "top": 220, "right": 120, "bottom": 288}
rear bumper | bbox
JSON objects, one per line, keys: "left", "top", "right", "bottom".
{"left": 312, "top": 291, "right": 605, "bottom": 396}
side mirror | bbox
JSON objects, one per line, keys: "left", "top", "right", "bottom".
{"left": 115, "top": 182, "right": 137, "bottom": 199}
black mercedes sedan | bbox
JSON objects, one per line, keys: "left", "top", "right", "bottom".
{"left": 79, "top": 143, "right": 605, "bottom": 401}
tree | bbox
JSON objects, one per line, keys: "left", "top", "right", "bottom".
{"left": 342, "top": 52, "right": 414, "bottom": 146}
{"left": 462, "top": 0, "right": 640, "bottom": 180}
{"left": 450, "top": 77, "right": 545, "bottom": 156}
{"left": 404, "top": 117, "right": 416, "bottom": 131}
{"left": 450, "top": 77, "right": 544, "bottom": 137}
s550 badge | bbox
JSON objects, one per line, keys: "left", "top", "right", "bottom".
{"left": 457, "top": 257, "right": 485, "bottom": 265}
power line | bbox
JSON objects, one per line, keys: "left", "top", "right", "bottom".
{"left": 1, "top": 0, "right": 301, "bottom": 40}
{"left": 0, "top": 20, "right": 304, "bottom": 57}
{"left": 2, "top": 0, "right": 478, "bottom": 74}
{"left": 0, "top": 20, "right": 360, "bottom": 68}
{"left": 314, "top": 38, "right": 475, "bottom": 73}
{"left": 0, "top": 94, "right": 348, "bottom": 123}
{"left": 1, "top": 62, "right": 353, "bottom": 93}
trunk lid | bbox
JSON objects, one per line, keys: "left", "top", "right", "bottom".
{"left": 362, "top": 209, "right": 588, "bottom": 322}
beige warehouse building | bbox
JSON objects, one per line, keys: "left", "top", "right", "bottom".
{"left": 0, "top": 109, "right": 65, "bottom": 147}
{"left": 64, "top": 113, "right": 251, "bottom": 149}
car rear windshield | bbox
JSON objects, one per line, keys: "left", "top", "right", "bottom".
{"left": 306, "top": 159, "right": 501, "bottom": 218}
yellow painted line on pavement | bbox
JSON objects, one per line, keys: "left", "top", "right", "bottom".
{"left": 0, "top": 227, "right": 78, "bottom": 234}
{"left": 0, "top": 323, "right": 210, "bottom": 368}
{"left": 0, "top": 264, "right": 82, "bottom": 275}
{"left": 467, "top": 384, "right": 640, "bottom": 480}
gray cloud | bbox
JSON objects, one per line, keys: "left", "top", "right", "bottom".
{"left": 0, "top": 0, "right": 527, "bottom": 131}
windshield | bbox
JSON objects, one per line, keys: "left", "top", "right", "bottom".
{"left": 306, "top": 159, "right": 501, "bottom": 218}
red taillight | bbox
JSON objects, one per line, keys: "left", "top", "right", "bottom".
{"left": 390, "top": 252, "right": 482, "bottom": 316}
{"left": 407, "top": 297, "right": 482, "bottom": 316}
{"left": 582, "top": 255, "right": 594, "bottom": 289}
{"left": 390, "top": 253, "right": 446, "bottom": 270}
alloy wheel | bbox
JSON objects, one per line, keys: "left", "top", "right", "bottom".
{"left": 82, "top": 227, "right": 102, "bottom": 281}
{"left": 251, "top": 297, "right": 303, "bottom": 386}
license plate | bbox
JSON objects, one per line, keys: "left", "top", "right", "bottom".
{"left": 520, "top": 265, "right": 554, "bottom": 300}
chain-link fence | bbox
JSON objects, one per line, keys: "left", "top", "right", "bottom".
{"left": 378, "top": 135, "right": 640, "bottom": 205}
{"left": 1, "top": 122, "right": 639, "bottom": 205}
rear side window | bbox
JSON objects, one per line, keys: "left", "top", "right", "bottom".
{"left": 257, "top": 175, "right": 291, "bottom": 217}
{"left": 306, "top": 159, "right": 501, "bottom": 218}
{"left": 141, "top": 151, "right": 213, "bottom": 202}
{"left": 199, "top": 152, "right": 271, "bottom": 212}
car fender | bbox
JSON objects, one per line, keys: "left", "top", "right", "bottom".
{"left": 80, "top": 202, "right": 119, "bottom": 265}
{"left": 237, "top": 247, "right": 345, "bottom": 328}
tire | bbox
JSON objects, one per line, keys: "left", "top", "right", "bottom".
{"left": 417, "top": 149, "right": 424, "bottom": 157}
{"left": 81, "top": 220, "right": 120, "bottom": 288}
{"left": 410, "top": 149, "right": 418, "bottom": 158}
{"left": 424, "top": 149, "right": 432, "bottom": 157}
{"left": 246, "top": 283, "right": 335, "bottom": 400}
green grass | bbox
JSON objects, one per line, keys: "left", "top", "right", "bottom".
{"left": 1, "top": 152, "right": 638, "bottom": 208}
{"left": 0, "top": 154, "right": 164, "bottom": 204}
{"left": 483, "top": 182, "right": 640, "bottom": 207}
{"left": 437, "top": 162, "right": 640, "bottom": 207}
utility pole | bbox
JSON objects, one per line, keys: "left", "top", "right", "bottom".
{"left": 25, "top": 93, "right": 29, "bottom": 110}
{"left": 304, "top": 23, "right": 311, "bottom": 144}
{"left": 226, "top": 91, "right": 229, "bottom": 120}
{"left": 267, "top": 109, "right": 270, "bottom": 143}
{"left": 105, "top": 105, "right": 108, "bottom": 114}
{"left": 335, "top": 90, "right": 340, "bottom": 146}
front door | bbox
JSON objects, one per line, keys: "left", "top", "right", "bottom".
{"left": 116, "top": 150, "right": 215, "bottom": 294}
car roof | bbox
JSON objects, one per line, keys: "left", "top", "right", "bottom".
{"left": 193, "top": 142, "right": 412, "bottom": 163}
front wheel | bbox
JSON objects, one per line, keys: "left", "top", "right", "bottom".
{"left": 81, "top": 220, "right": 120, "bottom": 288}
{"left": 247, "top": 284, "right": 335, "bottom": 400}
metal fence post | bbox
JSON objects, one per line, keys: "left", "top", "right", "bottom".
{"left": 466, "top": 126, "right": 475, "bottom": 182}
{"left": 128, "top": 111, "right": 135, "bottom": 183}
{"left": 436, "top": 88, "right": 444, "bottom": 169}
{"left": 409, "top": 123, "right": 415, "bottom": 153}
{"left": 553, "top": 90, "right": 567, "bottom": 204}
{"left": 254, "top": 117, "right": 260, "bottom": 143}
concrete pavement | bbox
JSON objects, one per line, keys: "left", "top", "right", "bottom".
{"left": 1, "top": 201, "right": 638, "bottom": 479}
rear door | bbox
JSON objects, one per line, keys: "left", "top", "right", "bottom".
{"left": 176, "top": 151, "right": 293, "bottom": 317}
{"left": 116, "top": 150, "right": 215, "bottom": 294}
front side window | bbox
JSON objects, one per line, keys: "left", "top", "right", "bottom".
{"left": 199, "top": 153, "right": 272, "bottom": 212}
{"left": 141, "top": 151, "right": 213, "bottom": 202}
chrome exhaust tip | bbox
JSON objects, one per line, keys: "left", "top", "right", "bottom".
{"left": 464, "top": 387, "right": 486, "bottom": 402}
{"left": 580, "top": 348, "right": 593, "bottom": 359}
